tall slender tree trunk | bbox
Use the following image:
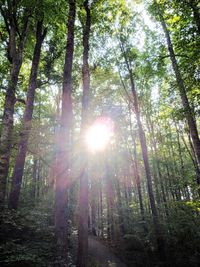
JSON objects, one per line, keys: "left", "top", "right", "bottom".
{"left": 115, "top": 178, "right": 125, "bottom": 236}
{"left": 91, "top": 179, "right": 98, "bottom": 236}
{"left": 99, "top": 182, "right": 104, "bottom": 237}
{"left": 145, "top": 116, "right": 161, "bottom": 204}
{"left": 0, "top": 6, "right": 29, "bottom": 206}
{"left": 105, "top": 163, "right": 115, "bottom": 241}
{"left": 174, "top": 122, "right": 190, "bottom": 200}
{"left": 181, "top": 130, "right": 200, "bottom": 184}
{"left": 0, "top": 60, "right": 20, "bottom": 207}
{"left": 187, "top": 131, "right": 200, "bottom": 195}
{"left": 120, "top": 41, "right": 165, "bottom": 258}
{"left": 130, "top": 75, "right": 165, "bottom": 258}
{"left": 167, "top": 126, "right": 182, "bottom": 200}
{"left": 77, "top": 1, "right": 91, "bottom": 266}
{"left": 37, "top": 159, "right": 41, "bottom": 198}
{"left": 132, "top": 142, "right": 146, "bottom": 225}
{"left": 54, "top": 0, "right": 76, "bottom": 259}
{"left": 31, "top": 158, "right": 38, "bottom": 199}
{"left": 146, "top": 114, "right": 168, "bottom": 216}
{"left": 8, "top": 19, "right": 46, "bottom": 209}
{"left": 155, "top": 1, "right": 200, "bottom": 169}
{"left": 128, "top": 106, "right": 146, "bottom": 227}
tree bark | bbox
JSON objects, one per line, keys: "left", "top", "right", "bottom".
{"left": 77, "top": 1, "right": 91, "bottom": 266}
{"left": 8, "top": 19, "right": 46, "bottom": 209}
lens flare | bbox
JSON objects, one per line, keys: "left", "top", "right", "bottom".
{"left": 86, "top": 117, "right": 114, "bottom": 152}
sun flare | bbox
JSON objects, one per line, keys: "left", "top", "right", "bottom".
{"left": 85, "top": 117, "right": 114, "bottom": 152}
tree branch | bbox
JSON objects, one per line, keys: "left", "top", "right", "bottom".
{"left": 159, "top": 54, "right": 189, "bottom": 60}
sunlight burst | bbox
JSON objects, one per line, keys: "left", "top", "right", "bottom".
{"left": 86, "top": 117, "right": 114, "bottom": 152}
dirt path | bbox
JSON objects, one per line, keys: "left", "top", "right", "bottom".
{"left": 88, "top": 235, "right": 127, "bottom": 267}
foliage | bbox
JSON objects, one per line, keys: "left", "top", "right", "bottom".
{"left": 0, "top": 198, "right": 76, "bottom": 267}
{"left": 0, "top": 0, "right": 200, "bottom": 266}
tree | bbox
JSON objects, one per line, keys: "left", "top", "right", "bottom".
{"left": 54, "top": 0, "right": 76, "bottom": 261}
{"left": 8, "top": 15, "right": 47, "bottom": 210}
{"left": 77, "top": 1, "right": 91, "bottom": 266}
{"left": 153, "top": 0, "right": 200, "bottom": 182}
{"left": 0, "top": 0, "right": 31, "bottom": 206}
{"left": 0, "top": 1, "right": 200, "bottom": 266}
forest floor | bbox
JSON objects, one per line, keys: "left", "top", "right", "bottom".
{"left": 88, "top": 235, "right": 127, "bottom": 267}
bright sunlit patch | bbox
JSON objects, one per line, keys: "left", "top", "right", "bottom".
{"left": 86, "top": 117, "right": 114, "bottom": 152}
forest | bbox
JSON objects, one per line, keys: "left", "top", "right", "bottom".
{"left": 0, "top": 0, "right": 200, "bottom": 266}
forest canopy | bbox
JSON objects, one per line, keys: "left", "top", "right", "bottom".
{"left": 0, "top": 0, "right": 200, "bottom": 267}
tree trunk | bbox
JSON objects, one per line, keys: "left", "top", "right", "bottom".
{"left": 31, "top": 158, "right": 38, "bottom": 199}
{"left": 186, "top": 131, "right": 200, "bottom": 196}
{"left": 182, "top": 131, "right": 200, "bottom": 183}
{"left": 77, "top": 1, "right": 91, "bottom": 266}
{"left": 105, "top": 163, "right": 115, "bottom": 241}
{"left": 120, "top": 40, "right": 165, "bottom": 258}
{"left": 131, "top": 75, "right": 165, "bottom": 258}
{"left": 175, "top": 122, "right": 188, "bottom": 196}
{"left": 8, "top": 19, "right": 46, "bottom": 209}
{"left": 37, "top": 159, "right": 41, "bottom": 198}
{"left": 168, "top": 126, "right": 182, "bottom": 200}
{"left": 132, "top": 142, "right": 146, "bottom": 226}
{"left": 91, "top": 179, "right": 98, "bottom": 236}
{"left": 115, "top": 178, "right": 125, "bottom": 236}
{"left": 155, "top": 1, "right": 200, "bottom": 170}
{"left": 99, "top": 182, "right": 104, "bottom": 237}
{"left": 147, "top": 114, "right": 168, "bottom": 216}
{"left": 0, "top": 6, "right": 29, "bottom": 207}
{"left": 54, "top": 0, "right": 76, "bottom": 260}
{"left": 128, "top": 105, "right": 146, "bottom": 227}
{"left": 0, "top": 60, "right": 20, "bottom": 207}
